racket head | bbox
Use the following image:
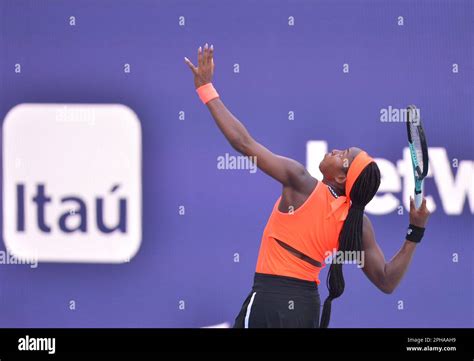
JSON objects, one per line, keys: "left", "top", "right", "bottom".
{"left": 406, "top": 105, "right": 429, "bottom": 180}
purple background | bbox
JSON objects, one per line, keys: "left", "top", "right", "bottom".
{"left": 0, "top": 0, "right": 472, "bottom": 327}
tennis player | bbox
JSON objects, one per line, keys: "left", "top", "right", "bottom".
{"left": 185, "top": 44, "right": 431, "bottom": 328}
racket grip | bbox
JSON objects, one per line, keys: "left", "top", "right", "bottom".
{"left": 414, "top": 192, "right": 423, "bottom": 209}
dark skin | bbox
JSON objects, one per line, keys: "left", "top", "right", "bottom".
{"left": 185, "top": 43, "right": 431, "bottom": 294}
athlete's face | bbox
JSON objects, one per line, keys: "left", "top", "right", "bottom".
{"left": 319, "top": 147, "right": 362, "bottom": 186}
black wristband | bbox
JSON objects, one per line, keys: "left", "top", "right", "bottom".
{"left": 406, "top": 224, "right": 425, "bottom": 243}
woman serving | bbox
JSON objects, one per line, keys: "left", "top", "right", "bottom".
{"left": 184, "top": 43, "right": 430, "bottom": 328}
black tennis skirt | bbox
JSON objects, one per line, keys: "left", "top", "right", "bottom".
{"left": 233, "top": 273, "right": 321, "bottom": 328}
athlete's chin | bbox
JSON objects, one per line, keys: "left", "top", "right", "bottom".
{"left": 318, "top": 161, "right": 325, "bottom": 174}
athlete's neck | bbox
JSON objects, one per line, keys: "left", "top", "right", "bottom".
{"left": 322, "top": 178, "right": 345, "bottom": 196}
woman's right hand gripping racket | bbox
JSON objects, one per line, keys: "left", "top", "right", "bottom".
{"left": 406, "top": 105, "right": 429, "bottom": 209}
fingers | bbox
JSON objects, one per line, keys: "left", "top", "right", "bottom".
{"left": 189, "top": 43, "right": 214, "bottom": 72}
{"left": 421, "top": 197, "right": 430, "bottom": 214}
{"left": 409, "top": 196, "right": 415, "bottom": 212}
{"left": 209, "top": 44, "right": 214, "bottom": 67}
{"left": 421, "top": 197, "right": 427, "bottom": 209}
{"left": 184, "top": 57, "right": 198, "bottom": 75}
{"left": 203, "top": 43, "right": 209, "bottom": 66}
{"left": 203, "top": 43, "right": 214, "bottom": 66}
{"left": 197, "top": 46, "right": 203, "bottom": 68}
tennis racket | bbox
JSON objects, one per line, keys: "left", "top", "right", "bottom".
{"left": 406, "top": 105, "right": 429, "bottom": 209}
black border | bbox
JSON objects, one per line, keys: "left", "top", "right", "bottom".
{"left": 0, "top": 328, "right": 472, "bottom": 357}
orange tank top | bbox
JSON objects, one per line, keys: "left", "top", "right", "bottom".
{"left": 255, "top": 181, "right": 345, "bottom": 284}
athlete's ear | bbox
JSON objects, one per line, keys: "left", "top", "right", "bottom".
{"left": 335, "top": 157, "right": 350, "bottom": 185}
{"left": 335, "top": 173, "right": 347, "bottom": 185}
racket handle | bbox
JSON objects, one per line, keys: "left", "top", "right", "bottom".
{"left": 414, "top": 192, "right": 423, "bottom": 209}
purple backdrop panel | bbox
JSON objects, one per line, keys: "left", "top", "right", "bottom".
{"left": 0, "top": 0, "right": 472, "bottom": 327}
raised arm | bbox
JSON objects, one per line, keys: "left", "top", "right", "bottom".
{"left": 184, "top": 43, "right": 313, "bottom": 190}
{"left": 206, "top": 98, "right": 312, "bottom": 188}
{"left": 361, "top": 197, "right": 430, "bottom": 294}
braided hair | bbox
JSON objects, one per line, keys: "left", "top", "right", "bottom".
{"left": 320, "top": 162, "right": 381, "bottom": 328}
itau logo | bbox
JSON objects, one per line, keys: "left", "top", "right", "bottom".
{"left": 3, "top": 104, "right": 142, "bottom": 263}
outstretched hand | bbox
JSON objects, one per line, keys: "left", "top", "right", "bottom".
{"left": 409, "top": 197, "right": 431, "bottom": 228}
{"left": 184, "top": 43, "right": 215, "bottom": 89}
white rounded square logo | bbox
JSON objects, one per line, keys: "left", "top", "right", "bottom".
{"left": 3, "top": 103, "right": 142, "bottom": 263}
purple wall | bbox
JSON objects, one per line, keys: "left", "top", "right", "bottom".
{"left": 0, "top": 0, "right": 472, "bottom": 327}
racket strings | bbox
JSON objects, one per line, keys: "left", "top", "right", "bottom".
{"left": 409, "top": 123, "right": 425, "bottom": 173}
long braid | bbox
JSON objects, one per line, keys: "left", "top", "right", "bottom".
{"left": 319, "top": 162, "right": 381, "bottom": 328}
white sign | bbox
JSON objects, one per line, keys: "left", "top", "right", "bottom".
{"left": 3, "top": 104, "right": 142, "bottom": 263}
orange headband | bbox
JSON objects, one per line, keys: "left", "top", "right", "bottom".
{"left": 345, "top": 151, "right": 374, "bottom": 202}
